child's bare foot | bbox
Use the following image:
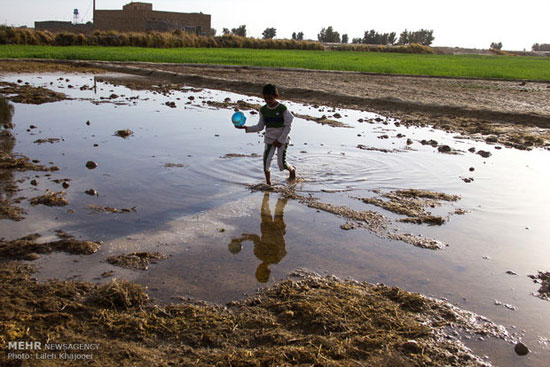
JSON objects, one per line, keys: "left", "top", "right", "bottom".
{"left": 265, "top": 171, "right": 271, "bottom": 186}
{"left": 288, "top": 167, "right": 296, "bottom": 182}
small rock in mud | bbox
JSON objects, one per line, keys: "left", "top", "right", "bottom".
{"left": 86, "top": 161, "right": 98, "bottom": 169}
{"left": 165, "top": 101, "right": 176, "bottom": 108}
{"left": 62, "top": 181, "right": 70, "bottom": 189}
{"left": 514, "top": 342, "right": 529, "bottom": 356}
{"left": 107, "top": 252, "right": 167, "bottom": 271}
{"left": 505, "top": 270, "right": 518, "bottom": 276}
{"left": 468, "top": 147, "right": 476, "bottom": 153}
{"left": 86, "top": 120, "right": 91, "bottom": 125}
{"left": 420, "top": 139, "right": 438, "bottom": 147}
{"left": 102, "top": 271, "right": 115, "bottom": 278}
{"left": 85, "top": 189, "right": 98, "bottom": 196}
{"left": 24, "top": 252, "right": 41, "bottom": 261}
{"left": 477, "top": 150, "right": 492, "bottom": 158}
{"left": 109, "top": 94, "right": 119, "bottom": 99}
{"left": 469, "top": 167, "right": 475, "bottom": 172}
{"left": 462, "top": 177, "right": 474, "bottom": 183}
{"left": 437, "top": 145, "right": 452, "bottom": 153}
{"left": 406, "top": 138, "right": 413, "bottom": 145}
{"left": 29, "top": 190, "right": 68, "bottom": 207}
{"left": 30, "top": 179, "right": 38, "bottom": 186}
{"left": 114, "top": 129, "right": 133, "bottom": 138}
{"left": 340, "top": 222, "right": 356, "bottom": 230}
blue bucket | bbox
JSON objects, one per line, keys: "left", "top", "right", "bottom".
{"left": 231, "top": 111, "right": 246, "bottom": 127}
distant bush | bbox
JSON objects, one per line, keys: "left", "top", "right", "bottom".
{"left": 334, "top": 43, "right": 434, "bottom": 54}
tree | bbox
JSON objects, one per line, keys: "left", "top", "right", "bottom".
{"left": 342, "top": 34, "right": 349, "bottom": 44}
{"left": 210, "top": 28, "right": 217, "bottom": 37}
{"left": 490, "top": 42, "right": 502, "bottom": 50}
{"left": 398, "top": 29, "right": 409, "bottom": 45}
{"left": 231, "top": 25, "right": 247, "bottom": 37}
{"left": 398, "top": 29, "right": 434, "bottom": 46}
{"left": 262, "top": 27, "right": 276, "bottom": 39}
{"left": 222, "top": 28, "right": 231, "bottom": 35}
{"left": 352, "top": 37, "right": 362, "bottom": 44}
{"left": 318, "top": 26, "right": 340, "bottom": 43}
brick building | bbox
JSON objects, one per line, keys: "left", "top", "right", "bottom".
{"left": 35, "top": 2, "right": 211, "bottom": 35}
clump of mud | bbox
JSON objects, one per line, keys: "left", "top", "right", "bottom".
{"left": 294, "top": 112, "right": 350, "bottom": 128}
{"left": 220, "top": 153, "right": 261, "bottom": 159}
{"left": 107, "top": 252, "right": 166, "bottom": 270}
{"left": 529, "top": 271, "right": 550, "bottom": 301}
{"left": 0, "top": 81, "right": 68, "bottom": 104}
{"left": 88, "top": 204, "right": 137, "bottom": 214}
{"left": 0, "top": 231, "right": 101, "bottom": 260}
{"left": 89, "top": 279, "right": 150, "bottom": 310}
{"left": 114, "top": 129, "right": 134, "bottom": 138}
{"left": 358, "top": 189, "right": 461, "bottom": 226}
{"left": 29, "top": 190, "right": 68, "bottom": 206}
{"left": 0, "top": 263, "right": 508, "bottom": 366}
{"left": 0, "top": 152, "right": 59, "bottom": 171}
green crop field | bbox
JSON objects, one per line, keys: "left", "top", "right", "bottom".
{"left": 1, "top": 45, "right": 550, "bottom": 81}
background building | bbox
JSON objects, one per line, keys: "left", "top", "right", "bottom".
{"left": 35, "top": 2, "right": 211, "bottom": 35}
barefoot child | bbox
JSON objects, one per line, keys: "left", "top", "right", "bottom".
{"left": 235, "top": 84, "right": 296, "bottom": 185}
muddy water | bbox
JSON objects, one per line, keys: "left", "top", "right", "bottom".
{"left": 1, "top": 72, "right": 549, "bottom": 366}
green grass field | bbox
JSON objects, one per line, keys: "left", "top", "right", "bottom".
{"left": 1, "top": 45, "right": 550, "bottom": 80}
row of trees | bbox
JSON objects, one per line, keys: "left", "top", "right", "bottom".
{"left": 318, "top": 27, "right": 434, "bottom": 46}
{"left": 532, "top": 43, "right": 550, "bottom": 51}
{"left": 218, "top": 25, "right": 433, "bottom": 46}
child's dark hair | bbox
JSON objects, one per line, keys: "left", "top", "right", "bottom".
{"left": 262, "top": 84, "right": 279, "bottom": 96}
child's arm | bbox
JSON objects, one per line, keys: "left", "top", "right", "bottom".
{"left": 275, "top": 109, "right": 294, "bottom": 145}
{"left": 243, "top": 113, "right": 265, "bottom": 133}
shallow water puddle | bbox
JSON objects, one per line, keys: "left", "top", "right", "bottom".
{"left": 1, "top": 72, "right": 550, "bottom": 366}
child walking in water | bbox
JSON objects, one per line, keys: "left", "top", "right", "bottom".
{"left": 236, "top": 84, "right": 296, "bottom": 185}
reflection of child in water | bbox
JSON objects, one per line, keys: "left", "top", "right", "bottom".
{"left": 228, "top": 192, "right": 288, "bottom": 283}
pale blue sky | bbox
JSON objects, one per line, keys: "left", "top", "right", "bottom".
{"left": 1, "top": 0, "right": 548, "bottom": 50}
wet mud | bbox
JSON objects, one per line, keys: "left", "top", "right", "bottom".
{"left": 29, "top": 190, "right": 69, "bottom": 207}
{"left": 359, "top": 189, "right": 461, "bottom": 225}
{"left": 0, "top": 231, "right": 101, "bottom": 260}
{"left": 248, "top": 184, "right": 448, "bottom": 250}
{"left": 0, "top": 263, "right": 510, "bottom": 366}
{"left": 0, "top": 81, "right": 68, "bottom": 105}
